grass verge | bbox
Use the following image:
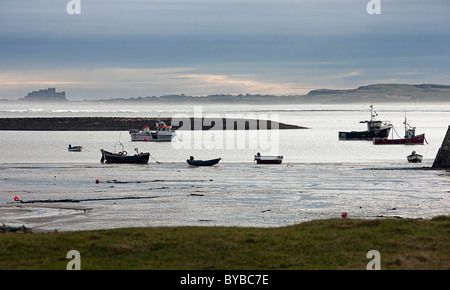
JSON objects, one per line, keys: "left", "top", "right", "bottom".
{"left": 0, "top": 217, "right": 448, "bottom": 270}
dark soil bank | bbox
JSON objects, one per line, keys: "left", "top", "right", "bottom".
{"left": 0, "top": 117, "right": 306, "bottom": 131}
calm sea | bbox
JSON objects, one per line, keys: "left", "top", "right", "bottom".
{"left": 0, "top": 102, "right": 449, "bottom": 232}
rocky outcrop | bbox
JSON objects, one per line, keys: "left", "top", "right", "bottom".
{"left": 0, "top": 117, "right": 306, "bottom": 131}
{"left": 432, "top": 125, "right": 450, "bottom": 168}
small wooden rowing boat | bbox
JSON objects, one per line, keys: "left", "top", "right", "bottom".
{"left": 407, "top": 151, "right": 423, "bottom": 163}
{"left": 68, "top": 144, "right": 82, "bottom": 151}
{"left": 254, "top": 152, "right": 283, "bottom": 164}
{"left": 186, "top": 156, "right": 221, "bottom": 166}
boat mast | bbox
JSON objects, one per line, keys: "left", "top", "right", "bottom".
{"left": 404, "top": 113, "right": 407, "bottom": 138}
{"left": 369, "top": 105, "right": 378, "bottom": 121}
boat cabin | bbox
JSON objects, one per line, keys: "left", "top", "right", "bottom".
{"left": 156, "top": 121, "right": 173, "bottom": 132}
{"left": 405, "top": 127, "right": 416, "bottom": 139}
{"left": 363, "top": 120, "right": 383, "bottom": 131}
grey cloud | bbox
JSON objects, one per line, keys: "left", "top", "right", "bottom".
{"left": 0, "top": 0, "right": 448, "bottom": 99}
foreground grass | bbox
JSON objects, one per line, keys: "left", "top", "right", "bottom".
{"left": 1, "top": 217, "right": 448, "bottom": 270}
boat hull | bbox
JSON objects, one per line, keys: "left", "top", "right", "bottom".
{"left": 68, "top": 147, "right": 82, "bottom": 152}
{"left": 101, "top": 150, "right": 149, "bottom": 164}
{"left": 130, "top": 132, "right": 175, "bottom": 142}
{"left": 186, "top": 158, "right": 221, "bottom": 166}
{"left": 254, "top": 156, "right": 283, "bottom": 164}
{"left": 68, "top": 145, "right": 82, "bottom": 151}
{"left": 407, "top": 154, "right": 423, "bottom": 163}
{"left": 339, "top": 128, "right": 391, "bottom": 140}
{"left": 373, "top": 134, "right": 425, "bottom": 145}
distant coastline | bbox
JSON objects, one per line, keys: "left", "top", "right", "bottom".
{"left": 0, "top": 117, "right": 306, "bottom": 131}
{"left": 3, "top": 83, "right": 450, "bottom": 103}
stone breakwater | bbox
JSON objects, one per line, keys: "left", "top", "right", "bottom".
{"left": 0, "top": 117, "right": 306, "bottom": 131}
{"left": 432, "top": 125, "right": 450, "bottom": 168}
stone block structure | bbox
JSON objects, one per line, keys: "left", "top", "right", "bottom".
{"left": 432, "top": 125, "right": 450, "bottom": 168}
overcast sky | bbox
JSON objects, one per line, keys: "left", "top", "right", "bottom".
{"left": 1, "top": 0, "right": 449, "bottom": 100}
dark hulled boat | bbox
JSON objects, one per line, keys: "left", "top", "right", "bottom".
{"left": 68, "top": 144, "right": 83, "bottom": 152}
{"left": 339, "top": 105, "right": 392, "bottom": 140}
{"left": 186, "top": 156, "right": 221, "bottom": 166}
{"left": 100, "top": 145, "right": 149, "bottom": 164}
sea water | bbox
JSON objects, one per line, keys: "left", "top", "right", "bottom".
{"left": 0, "top": 102, "right": 449, "bottom": 232}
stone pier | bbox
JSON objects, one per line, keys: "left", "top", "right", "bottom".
{"left": 432, "top": 125, "right": 450, "bottom": 168}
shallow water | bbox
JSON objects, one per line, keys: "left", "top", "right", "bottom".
{"left": 0, "top": 102, "right": 449, "bottom": 232}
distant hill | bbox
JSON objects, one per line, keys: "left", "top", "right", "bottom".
{"left": 304, "top": 84, "right": 450, "bottom": 103}
{"left": 9, "top": 84, "right": 450, "bottom": 103}
{"left": 92, "top": 83, "right": 450, "bottom": 104}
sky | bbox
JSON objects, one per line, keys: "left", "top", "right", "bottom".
{"left": 0, "top": 0, "right": 449, "bottom": 100}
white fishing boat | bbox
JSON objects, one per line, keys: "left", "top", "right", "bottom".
{"left": 254, "top": 152, "right": 283, "bottom": 164}
{"left": 129, "top": 120, "right": 176, "bottom": 142}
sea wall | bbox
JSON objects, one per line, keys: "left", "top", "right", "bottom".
{"left": 0, "top": 117, "right": 306, "bottom": 131}
{"left": 432, "top": 125, "right": 450, "bottom": 168}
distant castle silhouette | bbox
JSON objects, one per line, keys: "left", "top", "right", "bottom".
{"left": 21, "top": 88, "right": 66, "bottom": 101}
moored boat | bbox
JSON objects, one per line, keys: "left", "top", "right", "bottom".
{"left": 373, "top": 116, "right": 425, "bottom": 145}
{"left": 407, "top": 151, "right": 423, "bottom": 163}
{"left": 129, "top": 120, "right": 176, "bottom": 142}
{"left": 254, "top": 152, "right": 283, "bottom": 164}
{"left": 339, "top": 105, "right": 392, "bottom": 140}
{"left": 186, "top": 156, "right": 221, "bottom": 166}
{"left": 374, "top": 134, "right": 425, "bottom": 145}
{"left": 68, "top": 144, "right": 82, "bottom": 151}
{"left": 100, "top": 145, "right": 149, "bottom": 164}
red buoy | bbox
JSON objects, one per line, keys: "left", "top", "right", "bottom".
{"left": 95, "top": 179, "right": 99, "bottom": 184}
{"left": 341, "top": 212, "right": 347, "bottom": 218}
{"left": 14, "top": 196, "right": 19, "bottom": 201}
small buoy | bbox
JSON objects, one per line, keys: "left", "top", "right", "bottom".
{"left": 341, "top": 212, "right": 347, "bottom": 218}
{"left": 14, "top": 196, "right": 19, "bottom": 201}
{"left": 95, "top": 179, "right": 99, "bottom": 184}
